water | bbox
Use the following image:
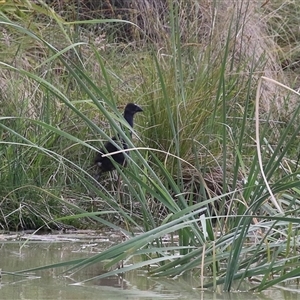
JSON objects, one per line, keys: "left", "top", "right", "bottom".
{"left": 0, "top": 231, "right": 299, "bottom": 300}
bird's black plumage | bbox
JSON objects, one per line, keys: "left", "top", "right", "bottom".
{"left": 94, "top": 103, "right": 143, "bottom": 178}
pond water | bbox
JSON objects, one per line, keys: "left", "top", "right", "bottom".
{"left": 0, "top": 231, "right": 299, "bottom": 300}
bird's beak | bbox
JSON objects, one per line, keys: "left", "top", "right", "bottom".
{"left": 136, "top": 105, "right": 143, "bottom": 112}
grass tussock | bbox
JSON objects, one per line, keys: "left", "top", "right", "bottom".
{"left": 0, "top": 0, "right": 300, "bottom": 292}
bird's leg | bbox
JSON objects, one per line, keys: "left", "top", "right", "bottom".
{"left": 94, "top": 172, "right": 101, "bottom": 181}
{"left": 116, "top": 172, "right": 124, "bottom": 210}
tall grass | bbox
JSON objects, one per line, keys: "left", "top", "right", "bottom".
{"left": 1, "top": 0, "right": 300, "bottom": 292}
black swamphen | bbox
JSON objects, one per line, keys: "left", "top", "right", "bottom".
{"left": 94, "top": 103, "right": 143, "bottom": 179}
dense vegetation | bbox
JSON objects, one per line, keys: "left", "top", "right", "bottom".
{"left": 0, "top": 0, "right": 300, "bottom": 292}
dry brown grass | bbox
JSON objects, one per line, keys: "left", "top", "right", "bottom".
{"left": 1, "top": 0, "right": 297, "bottom": 118}
{"left": 89, "top": 0, "right": 296, "bottom": 117}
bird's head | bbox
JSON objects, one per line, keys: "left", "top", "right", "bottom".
{"left": 124, "top": 103, "right": 143, "bottom": 115}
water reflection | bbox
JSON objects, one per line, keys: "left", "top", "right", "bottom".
{"left": 0, "top": 232, "right": 299, "bottom": 300}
